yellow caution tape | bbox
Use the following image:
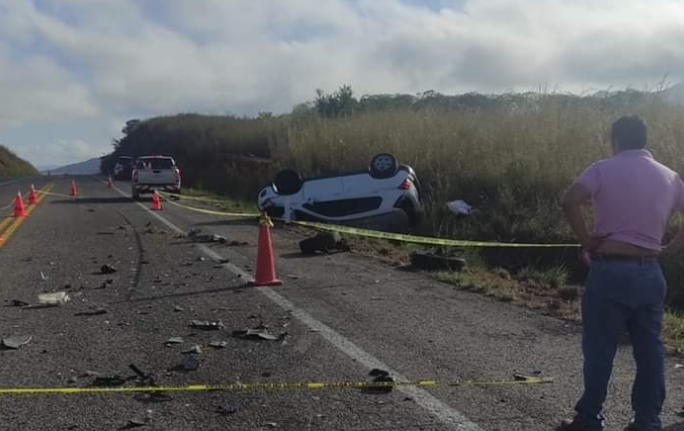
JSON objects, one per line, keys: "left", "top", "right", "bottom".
{"left": 162, "top": 198, "right": 260, "bottom": 218}
{"left": 292, "top": 221, "right": 579, "bottom": 248}
{"left": 160, "top": 191, "right": 226, "bottom": 204}
{"left": 157, "top": 192, "right": 579, "bottom": 248}
{"left": 0, "top": 376, "right": 553, "bottom": 396}
{"left": 260, "top": 212, "right": 274, "bottom": 227}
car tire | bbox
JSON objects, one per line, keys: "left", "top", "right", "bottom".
{"left": 273, "top": 169, "right": 303, "bottom": 195}
{"left": 369, "top": 153, "right": 398, "bottom": 179}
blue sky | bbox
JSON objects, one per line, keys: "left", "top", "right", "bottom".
{"left": 0, "top": 0, "right": 683, "bottom": 168}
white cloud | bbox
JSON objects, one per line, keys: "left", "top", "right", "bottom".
{"left": 1, "top": 0, "right": 684, "bottom": 165}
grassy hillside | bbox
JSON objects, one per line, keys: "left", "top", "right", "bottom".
{"left": 0, "top": 144, "right": 38, "bottom": 178}
{"left": 102, "top": 88, "right": 684, "bottom": 305}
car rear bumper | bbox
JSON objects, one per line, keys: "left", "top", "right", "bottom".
{"left": 134, "top": 184, "right": 181, "bottom": 193}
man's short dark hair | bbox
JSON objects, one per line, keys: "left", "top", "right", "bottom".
{"left": 612, "top": 115, "right": 647, "bottom": 150}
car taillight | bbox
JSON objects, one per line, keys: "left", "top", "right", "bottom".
{"left": 399, "top": 179, "right": 413, "bottom": 190}
{"left": 175, "top": 168, "right": 181, "bottom": 181}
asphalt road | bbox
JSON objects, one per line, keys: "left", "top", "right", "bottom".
{"left": 1, "top": 176, "right": 684, "bottom": 431}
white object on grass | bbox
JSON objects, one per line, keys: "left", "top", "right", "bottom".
{"left": 447, "top": 200, "right": 473, "bottom": 216}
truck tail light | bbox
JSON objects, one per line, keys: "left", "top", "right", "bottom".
{"left": 175, "top": 168, "right": 181, "bottom": 182}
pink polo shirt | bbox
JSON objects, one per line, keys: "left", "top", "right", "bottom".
{"left": 577, "top": 149, "right": 684, "bottom": 251}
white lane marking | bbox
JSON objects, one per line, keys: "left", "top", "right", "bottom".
{"left": 110, "top": 184, "right": 484, "bottom": 431}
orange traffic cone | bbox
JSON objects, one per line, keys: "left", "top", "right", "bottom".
{"left": 28, "top": 185, "right": 38, "bottom": 205}
{"left": 151, "top": 189, "right": 162, "bottom": 210}
{"left": 70, "top": 180, "right": 78, "bottom": 196}
{"left": 251, "top": 214, "right": 282, "bottom": 286}
{"left": 14, "top": 192, "right": 27, "bottom": 218}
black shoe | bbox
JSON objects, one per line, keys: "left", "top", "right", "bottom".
{"left": 558, "top": 418, "right": 602, "bottom": 431}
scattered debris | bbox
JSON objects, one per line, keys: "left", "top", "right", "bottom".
{"left": 7, "top": 299, "right": 29, "bottom": 307}
{"left": 447, "top": 199, "right": 473, "bottom": 216}
{"left": 188, "top": 229, "right": 228, "bottom": 244}
{"left": 227, "top": 240, "right": 248, "bottom": 246}
{"left": 365, "top": 369, "right": 394, "bottom": 394}
{"left": 299, "top": 231, "right": 349, "bottom": 255}
{"left": 190, "top": 320, "right": 225, "bottom": 330}
{"left": 174, "top": 305, "right": 185, "bottom": 312}
{"left": 216, "top": 258, "right": 230, "bottom": 264}
{"left": 2, "top": 335, "right": 32, "bottom": 349}
{"left": 676, "top": 364, "right": 684, "bottom": 369}
{"left": 232, "top": 328, "right": 284, "bottom": 341}
{"left": 172, "top": 355, "right": 200, "bottom": 372}
{"left": 215, "top": 404, "right": 237, "bottom": 416}
{"left": 129, "top": 364, "right": 154, "bottom": 385}
{"left": 74, "top": 308, "right": 108, "bottom": 317}
{"left": 100, "top": 264, "right": 117, "bottom": 274}
{"left": 264, "top": 422, "right": 278, "bottom": 428}
{"left": 410, "top": 249, "right": 466, "bottom": 272}
{"left": 125, "top": 418, "right": 148, "bottom": 428}
{"left": 40, "top": 271, "right": 49, "bottom": 281}
{"left": 196, "top": 256, "right": 206, "bottom": 262}
{"left": 98, "top": 279, "right": 114, "bottom": 289}
{"left": 38, "top": 292, "right": 70, "bottom": 306}
{"left": 92, "top": 375, "right": 128, "bottom": 387}
{"left": 513, "top": 373, "right": 537, "bottom": 381}
{"left": 164, "top": 337, "right": 184, "bottom": 346}
{"left": 182, "top": 345, "right": 203, "bottom": 355}
{"left": 209, "top": 341, "right": 228, "bottom": 349}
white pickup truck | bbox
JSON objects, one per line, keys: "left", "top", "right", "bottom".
{"left": 131, "top": 155, "right": 181, "bottom": 199}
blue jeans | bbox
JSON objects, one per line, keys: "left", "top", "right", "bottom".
{"left": 575, "top": 259, "right": 666, "bottom": 430}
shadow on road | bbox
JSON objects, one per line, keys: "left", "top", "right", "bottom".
{"left": 664, "top": 423, "right": 684, "bottom": 431}
{"left": 112, "top": 284, "right": 252, "bottom": 304}
{"left": 50, "top": 197, "right": 134, "bottom": 205}
{"left": 192, "top": 219, "right": 258, "bottom": 228}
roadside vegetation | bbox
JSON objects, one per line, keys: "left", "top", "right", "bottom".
{"left": 0, "top": 144, "right": 38, "bottom": 178}
{"left": 101, "top": 86, "right": 684, "bottom": 331}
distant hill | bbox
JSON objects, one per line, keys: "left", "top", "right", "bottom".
{"left": 0, "top": 145, "right": 38, "bottom": 178}
{"left": 46, "top": 157, "right": 101, "bottom": 175}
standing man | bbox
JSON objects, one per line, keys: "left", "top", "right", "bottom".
{"left": 559, "top": 115, "right": 684, "bottom": 431}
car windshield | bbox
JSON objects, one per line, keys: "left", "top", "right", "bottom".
{"left": 137, "top": 158, "right": 174, "bottom": 169}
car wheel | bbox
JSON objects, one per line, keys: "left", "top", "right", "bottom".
{"left": 273, "top": 169, "right": 303, "bottom": 195}
{"left": 369, "top": 153, "right": 398, "bottom": 179}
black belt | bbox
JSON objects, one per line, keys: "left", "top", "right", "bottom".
{"left": 591, "top": 254, "right": 659, "bottom": 263}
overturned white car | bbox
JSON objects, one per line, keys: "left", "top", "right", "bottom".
{"left": 257, "top": 154, "right": 424, "bottom": 231}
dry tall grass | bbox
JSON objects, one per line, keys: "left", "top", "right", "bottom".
{"left": 106, "top": 91, "right": 684, "bottom": 305}
{"left": 276, "top": 93, "right": 684, "bottom": 244}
